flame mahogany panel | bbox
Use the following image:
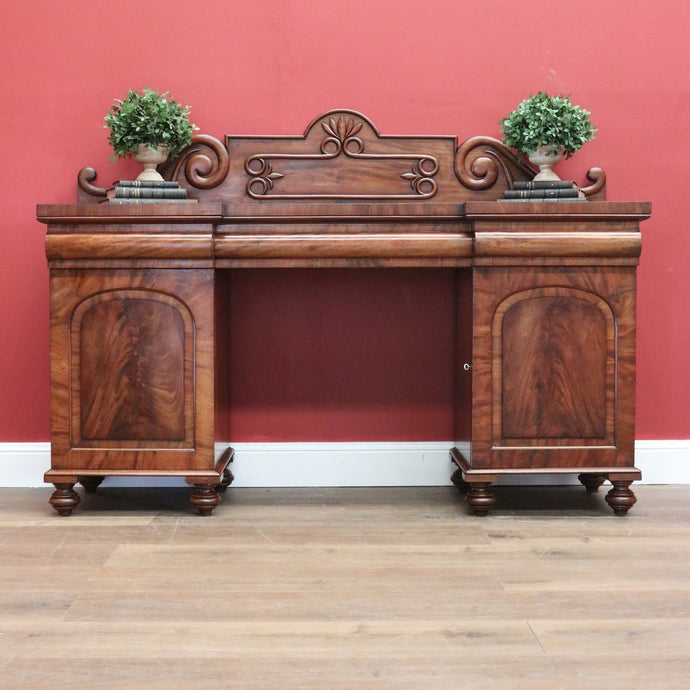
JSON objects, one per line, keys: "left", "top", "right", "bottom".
{"left": 49, "top": 268, "right": 215, "bottom": 472}
{"left": 471, "top": 266, "right": 637, "bottom": 470}
{"left": 499, "top": 290, "right": 612, "bottom": 441}
{"left": 75, "top": 292, "right": 189, "bottom": 444}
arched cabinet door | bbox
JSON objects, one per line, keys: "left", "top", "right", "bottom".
{"left": 471, "top": 266, "right": 636, "bottom": 470}
{"left": 72, "top": 289, "right": 193, "bottom": 447}
{"left": 49, "top": 268, "right": 215, "bottom": 473}
{"left": 496, "top": 287, "right": 615, "bottom": 444}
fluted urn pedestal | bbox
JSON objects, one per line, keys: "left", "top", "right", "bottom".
{"left": 134, "top": 144, "right": 168, "bottom": 181}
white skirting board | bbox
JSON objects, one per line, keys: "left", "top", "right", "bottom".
{"left": 0, "top": 440, "right": 688, "bottom": 488}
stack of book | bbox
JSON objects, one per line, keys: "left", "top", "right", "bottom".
{"left": 107, "top": 180, "right": 197, "bottom": 204}
{"left": 502, "top": 180, "right": 585, "bottom": 201}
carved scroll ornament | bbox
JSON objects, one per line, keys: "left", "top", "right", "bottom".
{"left": 77, "top": 134, "right": 230, "bottom": 199}
{"left": 162, "top": 134, "right": 229, "bottom": 189}
{"left": 455, "top": 136, "right": 533, "bottom": 191}
{"left": 77, "top": 167, "right": 108, "bottom": 199}
{"left": 580, "top": 167, "right": 606, "bottom": 198}
{"left": 75, "top": 112, "right": 606, "bottom": 202}
{"left": 244, "top": 115, "right": 440, "bottom": 200}
{"left": 455, "top": 136, "right": 606, "bottom": 198}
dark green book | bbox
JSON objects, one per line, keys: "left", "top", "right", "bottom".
{"left": 115, "top": 186, "right": 187, "bottom": 199}
{"left": 108, "top": 198, "right": 198, "bottom": 204}
{"left": 512, "top": 180, "right": 577, "bottom": 190}
{"left": 499, "top": 198, "right": 587, "bottom": 203}
{"left": 505, "top": 188, "right": 581, "bottom": 199}
{"left": 116, "top": 179, "right": 180, "bottom": 188}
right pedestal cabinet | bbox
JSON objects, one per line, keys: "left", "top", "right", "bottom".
{"left": 451, "top": 201, "right": 650, "bottom": 516}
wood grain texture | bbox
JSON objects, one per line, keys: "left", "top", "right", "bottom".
{"left": 214, "top": 232, "right": 473, "bottom": 262}
{"left": 37, "top": 202, "right": 223, "bottom": 222}
{"left": 77, "top": 294, "right": 187, "bottom": 442}
{"left": 1, "top": 486, "right": 688, "bottom": 688}
{"left": 471, "top": 266, "right": 637, "bottom": 470}
{"left": 474, "top": 231, "right": 641, "bottom": 259}
{"left": 465, "top": 200, "right": 650, "bottom": 220}
{"left": 45, "top": 233, "right": 214, "bottom": 261}
{"left": 77, "top": 111, "right": 610, "bottom": 205}
{"left": 49, "top": 268, "right": 215, "bottom": 472}
{"left": 183, "top": 110, "right": 531, "bottom": 213}
{"left": 499, "top": 290, "right": 611, "bottom": 440}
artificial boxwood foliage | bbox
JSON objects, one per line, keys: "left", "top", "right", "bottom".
{"left": 499, "top": 92, "right": 596, "bottom": 158}
{"left": 105, "top": 87, "right": 198, "bottom": 159}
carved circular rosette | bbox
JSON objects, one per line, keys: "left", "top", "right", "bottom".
{"left": 321, "top": 116, "right": 369, "bottom": 158}
{"left": 401, "top": 156, "right": 439, "bottom": 198}
{"left": 244, "top": 157, "right": 285, "bottom": 197}
{"left": 342, "top": 136, "right": 365, "bottom": 156}
{"left": 168, "top": 134, "right": 230, "bottom": 189}
{"left": 320, "top": 136, "right": 343, "bottom": 157}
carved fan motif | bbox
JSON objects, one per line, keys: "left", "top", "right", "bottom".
{"left": 321, "top": 115, "right": 363, "bottom": 152}
{"left": 244, "top": 114, "right": 440, "bottom": 200}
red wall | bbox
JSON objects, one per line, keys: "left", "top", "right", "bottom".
{"left": 1, "top": 0, "right": 688, "bottom": 441}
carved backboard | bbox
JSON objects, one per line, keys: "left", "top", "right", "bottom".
{"left": 79, "top": 109, "right": 606, "bottom": 209}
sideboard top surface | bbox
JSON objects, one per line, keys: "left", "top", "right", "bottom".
{"left": 37, "top": 109, "right": 650, "bottom": 267}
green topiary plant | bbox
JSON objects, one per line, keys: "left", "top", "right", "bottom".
{"left": 104, "top": 87, "right": 198, "bottom": 160}
{"left": 499, "top": 92, "right": 596, "bottom": 159}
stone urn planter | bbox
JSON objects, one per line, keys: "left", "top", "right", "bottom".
{"left": 527, "top": 145, "right": 566, "bottom": 181}
{"left": 134, "top": 144, "right": 169, "bottom": 181}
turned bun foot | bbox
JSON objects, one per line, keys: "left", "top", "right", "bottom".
{"left": 605, "top": 480, "right": 637, "bottom": 515}
{"left": 451, "top": 469, "right": 470, "bottom": 491}
{"left": 190, "top": 484, "right": 221, "bottom": 516}
{"left": 49, "top": 483, "right": 81, "bottom": 516}
{"left": 78, "top": 476, "right": 105, "bottom": 494}
{"left": 578, "top": 473, "right": 606, "bottom": 493}
{"left": 216, "top": 467, "right": 235, "bottom": 493}
{"left": 466, "top": 482, "right": 495, "bottom": 517}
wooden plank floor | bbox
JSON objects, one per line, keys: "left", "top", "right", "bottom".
{"left": 1, "top": 484, "right": 689, "bottom": 689}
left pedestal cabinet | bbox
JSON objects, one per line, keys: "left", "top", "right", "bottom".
{"left": 39, "top": 204, "right": 233, "bottom": 515}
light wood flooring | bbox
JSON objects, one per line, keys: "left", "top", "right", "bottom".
{"left": 1, "top": 484, "right": 689, "bottom": 689}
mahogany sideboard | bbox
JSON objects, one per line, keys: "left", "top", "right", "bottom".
{"left": 37, "top": 110, "right": 651, "bottom": 516}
